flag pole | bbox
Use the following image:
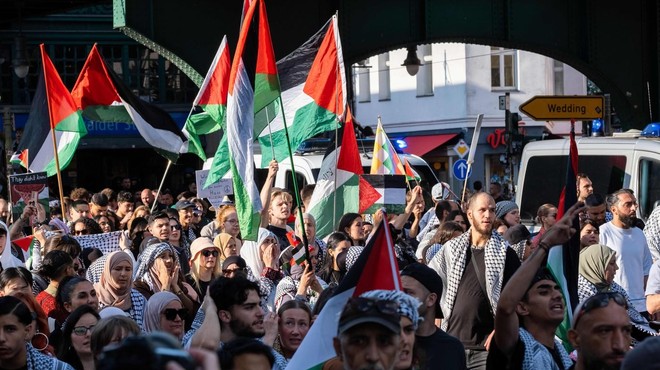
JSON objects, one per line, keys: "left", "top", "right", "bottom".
{"left": 49, "top": 129, "right": 67, "bottom": 220}
{"left": 461, "top": 114, "right": 484, "bottom": 204}
{"left": 151, "top": 159, "right": 172, "bottom": 213}
{"left": 265, "top": 107, "right": 276, "bottom": 160}
{"left": 276, "top": 94, "right": 311, "bottom": 263}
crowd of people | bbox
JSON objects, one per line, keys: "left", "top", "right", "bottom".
{"left": 0, "top": 165, "right": 658, "bottom": 370}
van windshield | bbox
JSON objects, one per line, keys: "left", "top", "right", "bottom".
{"left": 520, "top": 155, "right": 626, "bottom": 221}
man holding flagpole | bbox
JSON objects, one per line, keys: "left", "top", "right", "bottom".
{"left": 428, "top": 192, "right": 521, "bottom": 369}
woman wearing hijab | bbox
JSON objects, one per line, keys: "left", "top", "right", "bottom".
{"left": 274, "top": 243, "right": 326, "bottom": 311}
{"left": 0, "top": 220, "right": 24, "bottom": 269}
{"left": 213, "top": 232, "right": 242, "bottom": 266}
{"left": 94, "top": 251, "right": 146, "bottom": 328}
{"left": 133, "top": 242, "right": 197, "bottom": 323}
{"left": 142, "top": 291, "right": 186, "bottom": 341}
{"left": 578, "top": 243, "right": 658, "bottom": 341}
{"left": 240, "top": 228, "right": 282, "bottom": 311}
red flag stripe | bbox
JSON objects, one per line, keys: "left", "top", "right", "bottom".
{"left": 40, "top": 44, "right": 79, "bottom": 129}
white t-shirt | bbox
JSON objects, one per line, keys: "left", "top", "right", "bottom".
{"left": 600, "top": 222, "right": 653, "bottom": 312}
{"left": 645, "top": 260, "right": 660, "bottom": 296}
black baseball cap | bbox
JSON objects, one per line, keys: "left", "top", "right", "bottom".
{"left": 401, "top": 262, "right": 444, "bottom": 318}
{"left": 174, "top": 200, "right": 195, "bottom": 211}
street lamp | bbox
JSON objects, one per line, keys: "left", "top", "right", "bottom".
{"left": 13, "top": 36, "right": 29, "bottom": 79}
{"left": 401, "top": 45, "right": 422, "bottom": 76}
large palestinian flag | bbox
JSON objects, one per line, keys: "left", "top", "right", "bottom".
{"left": 307, "top": 109, "right": 380, "bottom": 239}
{"left": 285, "top": 219, "right": 401, "bottom": 369}
{"left": 71, "top": 44, "right": 187, "bottom": 161}
{"left": 16, "top": 45, "right": 87, "bottom": 177}
{"left": 180, "top": 36, "right": 231, "bottom": 161}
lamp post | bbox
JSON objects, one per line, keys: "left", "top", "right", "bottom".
{"left": 13, "top": 36, "right": 29, "bottom": 79}
{"left": 401, "top": 45, "right": 422, "bottom": 76}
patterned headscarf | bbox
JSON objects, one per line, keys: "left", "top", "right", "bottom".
{"left": 360, "top": 289, "right": 422, "bottom": 329}
{"left": 134, "top": 242, "right": 179, "bottom": 293}
{"left": 579, "top": 244, "right": 616, "bottom": 291}
{"left": 241, "top": 228, "right": 276, "bottom": 278}
{"left": 95, "top": 251, "right": 134, "bottom": 311}
{"left": 142, "top": 291, "right": 181, "bottom": 336}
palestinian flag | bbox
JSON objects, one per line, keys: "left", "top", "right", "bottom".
{"left": 71, "top": 44, "right": 187, "bottom": 162}
{"left": 359, "top": 175, "right": 408, "bottom": 214}
{"left": 404, "top": 158, "right": 421, "bottom": 182}
{"left": 547, "top": 120, "right": 580, "bottom": 350}
{"left": 13, "top": 235, "right": 36, "bottom": 258}
{"left": 9, "top": 150, "right": 28, "bottom": 168}
{"left": 257, "top": 15, "right": 346, "bottom": 167}
{"left": 307, "top": 109, "right": 378, "bottom": 239}
{"left": 220, "top": 0, "right": 279, "bottom": 240}
{"left": 285, "top": 219, "right": 401, "bottom": 370}
{"left": 16, "top": 45, "right": 87, "bottom": 177}
{"left": 371, "top": 120, "right": 406, "bottom": 175}
{"left": 181, "top": 36, "right": 231, "bottom": 161}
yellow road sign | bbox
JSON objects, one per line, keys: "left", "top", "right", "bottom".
{"left": 519, "top": 95, "right": 604, "bottom": 120}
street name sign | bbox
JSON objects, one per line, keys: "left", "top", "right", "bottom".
{"left": 519, "top": 95, "right": 604, "bottom": 120}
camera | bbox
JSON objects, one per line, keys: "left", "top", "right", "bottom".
{"left": 97, "top": 332, "right": 195, "bottom": 370}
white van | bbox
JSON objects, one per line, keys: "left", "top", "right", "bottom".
{"left": 204, "top": 138, "right": 439, "bottom": 196}
{"left": 515, "top": 131, "right": 660, "bottom": 227}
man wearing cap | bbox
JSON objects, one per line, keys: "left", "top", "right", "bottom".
{"left": 417, "top": 183, "right": 450, "bottom": 240}
{"left": 333, "top": 296, "right": 402, "bottom": 370}
{"left": 428, "top": 192, "right": 521, "bottom": 370}
{"left": 176, "top": 199, "right": 198, "bottom": 250}
{"left": 488, "top": 203, "right": 583, "bottom": 370}
{"left": 401, "top": 262, "right": 465, "bottom": 370}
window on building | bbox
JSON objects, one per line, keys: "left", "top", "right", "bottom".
{"left": 416, "top": 44, "right": 433, "bottom": 96}
{"left": 378, "top": 53, "right": 390, "bottom": 101}
{"left": 357, "top": 60, "right": 371, "bottom": 103}
{"left": 553, "top": 60, "right": 564, "bottom": 95}
{"left": 490, "top": 47, "right": 517, "bottom": 90}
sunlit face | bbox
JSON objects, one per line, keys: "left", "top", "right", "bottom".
{"left": 604, "top": 256, "right": 619, "bottom": 285}
{"left": 345, "top": 217, "right": 365, "bottom": 243}
{"left": 333, "top": 324, "right": 401, "bottom": 370}
{"left": 110, "top": 261, "right": 132, "bottom": 290}
{"left": 70, "top": 205, "right": 90, "bottom": 221}
{"left": 298, "top": 217, "right": 316, "bottom": 241}
{"left": 259, "top": 237, "right": 279, "bottom": 265}
{"left": 159, "top": 300, "right": 184, "bottom": 339}
{"left": 200, "top": 247, "right": 219, "bottom": 269}
{"left": 66, "top": 281, "right": 99, "bottom": 312}
{"left": 224, "top": 238, "right": 239, "bottom": 258}
{"left": 330, "top": 240, "right": 351, "bottom": 271}
{"left": 71, "top": 313, "right": 98, "bottom": 356}
{"left": 468, "top": 193, "right": 496, "bottom": 237}
{"left": 91, "top": 204, "right": 108, "bottom": 217}
{"left": 158, "top": 250, "right": 175, "bottom": 274}
{"left": 503, "top": 209, "right": 520, "bottom": 226}
{"left": 612, "top": 193, "right": 638, "bottom": 228}
{"left": 279, "top": 308, "right": 311, "bottom": 356}
{"left": 179, "top": 208, "right": 193, "bottom": 227}
{"left": 117, "top": 201, "right": 133, "bottom": 215}
{"left": 578, "top": 178, "right": 594, "bottom": 200}
{"left": 0, "top": 313, "right": 30, "bottom": 362}
{"left": 97, "top": 216, "right": 112, "bottom": 233}
{"left": 0, "top": 278, "right": 31, "bottom": 297}
{"left": 141, "top": 190, "right": 154, "bottom": 206}
{"left": 222, "top": 211, "right": 240, "bottom": 237}
{"left": 168, "top": 219, "right": 181, "bottom": 243}
{"left": 542, "top": 208, "right": 558, "bottom": 228}
{"left": 150, "top": 217, "right": 170, "bottom": 241}
{"left": 226, "top": 290, "right": 265, "bottom": 338}
{"left": 270, "top": 195, "right": 291, "bottom": 222}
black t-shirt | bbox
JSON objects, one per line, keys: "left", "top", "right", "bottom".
{"left": 446, "top": 247, "right": 494, "bottom": 349}
{"left": 487, "top": 336, "right": 571, "bottom": 370}
{"left": 267, "top": 225, "right": 289, "bottom": 251}
{"left": 416, "top": 328, "right": 466, "bottom": 370}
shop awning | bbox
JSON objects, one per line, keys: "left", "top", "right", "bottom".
{"left": 403, "top": 133, "right": 457, "bottom": 156}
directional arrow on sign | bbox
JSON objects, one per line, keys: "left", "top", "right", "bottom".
{"left": 519, "top": 95, "right": 604, "bottom": 121}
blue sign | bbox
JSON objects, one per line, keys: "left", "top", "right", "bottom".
{"left": 452, "top": 159, "right": 472, "bottom": 180}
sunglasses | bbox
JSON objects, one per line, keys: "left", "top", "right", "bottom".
{"left": 72, "top": 325, "right": 96, "bottom": 336}
{"left": 223, "top": 267, "right": 246, "bottom": 275}
{"left": 201, "top": 250, "right": 219, "bottom": 258}
{"left": 170, "top": 225, "right": 182, "bottom": 231}
{"left": 74, "top": 229, "right": 89, "bottom": 235}
{"left": 572, "top": 292, "right": 627, "bottom": 328}
{"left": 162, "top": 308, "right": 187, "bottom": 321}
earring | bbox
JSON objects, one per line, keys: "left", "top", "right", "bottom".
{"left": 32, "top": 331, "right": 49, "bottom": 352}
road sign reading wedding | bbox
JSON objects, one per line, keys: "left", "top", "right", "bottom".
{"left": 519, "top": 95, "right": 604, "bottom": 120}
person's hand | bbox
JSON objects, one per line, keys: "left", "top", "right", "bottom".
{"left": 267, "top": 160, "right": 278, "bottom": 179}
{"left": 33, "top": 225, "right": 47, "bottom": 245}
{"left": 35, "top": 202, "right": 46, "bottom": 223}
{"left": 373, "top": 208, "right": 385, "bottom": 228}
{"left": 165, "top": 347, "right": 219, "bottom": 370}
{"left": 262, "top": 242, "right": 278, "bottom": 269}
{"left": 118, "top": 230, "right": 131, "bottom": 251}
{"left": 121, "top": 211, "right": 133, "bottom": 225}
{"left": 539, "top": 202, "right": 586, "bottom": 247}
{"left": 21, "top": 205, "right": 36, "bottom": 222}
{"left": 297, "top": 263, "right": 316, "bottom": 295}
{"left": 485, "top": 330, "right": 495, "bottom": 351}
{"left": 154, "top": 258, "right": 172, "bottom": 289}
{"left": 262, "top": 311, "right": 279, "bottom": 346}
{"left": 170, "top": 263, "right": 180, "bottom": 291}
{"left": 405, "top": 186, "right": 423, "bottom": 213}
{"left": 413, "top": 203, "right": 424, "bottom": 220}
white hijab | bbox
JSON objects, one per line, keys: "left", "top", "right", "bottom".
{"left": 240, "top": 228, "right": 275, "bottom": 278}
{"left": 0, "top": 220, "right": 24, "bottom": 269}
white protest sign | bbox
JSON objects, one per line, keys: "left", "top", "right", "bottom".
{"left": 195, "top": 170, "right": 233, "bottom": 208}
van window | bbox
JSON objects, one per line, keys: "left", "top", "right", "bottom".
{"left": 520, "top": 155, "right": 626, "bottom": 221}
{"left": 285, "top": 170, "right": 308, "bottom": 193}
{"left": 638, "top": 158, "right": 660, "bottom": 219}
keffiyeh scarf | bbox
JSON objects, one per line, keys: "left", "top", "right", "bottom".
{"left": 134, "top": 242, "right": 180, "bottom": 293}
{"left": 644, "top": 206, "right": 660, "bottom": 261}
{"left": 429, "top": 230, "right": 509, "bottom": 329}
{"left": 25, "top": 342, "right": 74, "bottom": 370}
{"left": 519, "top": 328, "right": 573, "bottom": 370}
{"left": 577, "top": 275, "right": 658, "bottom": 338}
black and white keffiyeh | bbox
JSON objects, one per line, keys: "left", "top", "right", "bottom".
{"left": 274, "top": 275, "right": 328, "bottom": 310}
{"left": 577, "top": 275, "right": 658, "bottom": 338}
{"left": 134, "top": 242, "right": 180, "bottom": 292}
{"left": 97, "top": 288, "right": 146, "bottom": 329}
{"left": 360, "top": 289, "right": 422, "bottom": 329}
{"left": 86, "top": 254, "right": 107, "bottom": 284}
{"left": 519, "top": 328, "right": 573, "bottom": 370}
{"left": 45, "top": 230, "right": 122, "bottom": 255}
{"left": 644, "top": 206, "right": 660, "bottom": 261}
{"left": 25, "top": 342, "right": 74, "bottom": 370}
{"left": 428, "top": 230, "right": 509, "bottom": 329}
